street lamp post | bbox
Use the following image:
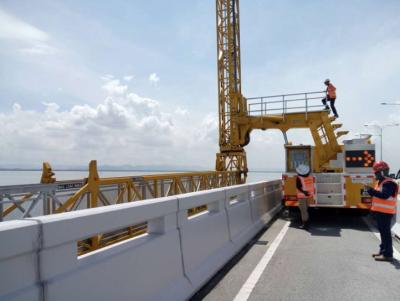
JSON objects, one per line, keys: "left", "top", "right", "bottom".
{"left": 364, "top": 123, "right": 399, "bottom": 160}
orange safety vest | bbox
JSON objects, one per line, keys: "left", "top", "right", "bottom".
{"left": 327, "top": 83, "right": 336, "bottom": 99}
{"left": 296, "top": 176, "right": 315, "bottom": 199}
{"left": 371, "top": 178, "right": 398, "bottom": 214}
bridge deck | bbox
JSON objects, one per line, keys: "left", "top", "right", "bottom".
{"left": 196, "top": 210, "right": 400, "bottom": 301}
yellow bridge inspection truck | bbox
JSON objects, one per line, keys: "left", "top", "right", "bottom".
{"left": 283, "top": 134, "right": 376, "bottom": 210}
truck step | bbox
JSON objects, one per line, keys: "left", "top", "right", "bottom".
{"left": 316, "top": 183, "right": 342, "bottom": 194}
{"left": 332, "top": 123, "right": 343, "bottom": 130}
{"left": 328, "top": 152, "right": 344, "bottom": 169}
{"left": 315, "top": 174, "right": 342, "bottom": 183}
{"left": 336, "top": 131, "right": 349, "bottom": 138}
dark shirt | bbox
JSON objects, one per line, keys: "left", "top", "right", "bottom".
{"left": 296, "top": 176, "right": 309, "bottom": 195}
{"left": 367, "top": 179, "right": 398, "bottom": 199}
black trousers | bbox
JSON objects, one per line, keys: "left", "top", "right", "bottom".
{"left": 322, "top": 97, "right": 338, "bottom": 117}
{"left": 374, "top": 212, "right": 394, "bottom": 257}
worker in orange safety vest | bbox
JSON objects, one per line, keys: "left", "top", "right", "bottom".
{"left": 365, "top": 161, "right": 399, "bottom": 262}
{"left": 321, "top": 79, "right": 338, "bottom": 118}
{"left": 296, "top": 164, "right": 315, "bottom": 229}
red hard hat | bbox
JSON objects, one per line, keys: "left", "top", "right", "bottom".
{"left": 372, "top": 160, "right": 390, "bottom": 172}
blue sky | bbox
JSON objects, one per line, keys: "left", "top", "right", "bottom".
{"left": 1, "top": 1, "right": 400, "bottom": 171}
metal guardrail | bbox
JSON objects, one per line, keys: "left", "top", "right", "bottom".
{"left": 0, "top": 180, "right": 84, "bottom": 221}
{"left": 247, "top": 91, "right": 327, "bottom": 117}
{"left": 0, "top": 162, "right": 240, "bottom": 222}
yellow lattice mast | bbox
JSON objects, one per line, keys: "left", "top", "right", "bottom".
{"left": 215, "top": 0, "right": 348, "bottom": 178}
{"left": 215, "top": 0, "right": 248, "bottom": 182}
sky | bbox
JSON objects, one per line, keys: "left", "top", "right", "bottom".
{"left": 1, "top": 0, "right": 400, "bottom": 171}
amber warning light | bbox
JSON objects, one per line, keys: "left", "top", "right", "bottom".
{"left": 345, "top": 150, "right": 375, "bottom": 168}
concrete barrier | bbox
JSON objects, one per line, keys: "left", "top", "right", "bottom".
{"left": 42, "top": 197, "right": 191, "bottom": 301}
{"left": 249, "top": 180, "right": 282, "bottom": 231}
{"left": 0, "top": 220, "right": 41, "bottom": 301}
{"left": 0, "top": 180, "right": 282, "bottom": 301}
{"left": 225, "top": 185, "right": 257, "bottom": 251}
{"left": 177, "top": 188, "right": 234, "bottom": 292}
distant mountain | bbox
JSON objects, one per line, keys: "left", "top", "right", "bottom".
{"left": 0, "top": 163, "right": 209, "bottom": 172}
{"left": 0, "top": 163, "right": 283, "bottom": 173}
{"left": 98, "top": 164, "right": 209, "bottom": 172}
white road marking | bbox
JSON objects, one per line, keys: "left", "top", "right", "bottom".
{"left": 363, "top": 217, "right": 400, "bottom": 260}
{"left": 233, "top": 221, "right": 290, "bottom": 301}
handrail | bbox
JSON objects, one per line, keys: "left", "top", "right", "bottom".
{"left": 247, "top": 90, "right": 327, "bottom": 116}
{"left": 247, "top": 90, "right": 326, "bottom": 100}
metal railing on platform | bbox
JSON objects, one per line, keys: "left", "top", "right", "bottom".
{"left": 247, "top": 91, "right": 327, "bottom": 117}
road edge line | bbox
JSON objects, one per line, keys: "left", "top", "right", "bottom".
{"left": 233, "top": 221, "right": 290, "bottom": 301}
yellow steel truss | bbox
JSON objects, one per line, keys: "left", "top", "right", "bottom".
{"left": 53, "top": 161, "right": 239, "bottom": 214}
{"left": 215, "top": 0, "right": 248, "bottom": 181}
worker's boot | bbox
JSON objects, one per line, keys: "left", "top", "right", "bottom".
{"left": 324, "top": 106, "right": 330, "bottom": 110}
{"left": 371, "top": 252, "right": 381, "bottom": 258}
{"left": 299, "top": 221, "right": 308, "bottom": 229}
{"left": 374, "top": 255, "right": 393, "bottom": 262}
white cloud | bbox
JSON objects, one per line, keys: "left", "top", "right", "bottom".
{"left": 18, "top": 43, "right": 57, "bottom": 55}
{"left": 196, "top": 113, "right": 218, "bottom": 141}
{"left": 0, "top": 81, "right": 218, "bottom": 167}
{"left": 0, "top": 8, "right": 56, "bottom": 55}
{"left": 123, "top": 75, "right": 134, "bottom": 81}
{"left": 0, "top": 97, "right": 171, "bottom": 164}
{"left": 0, "top": 9, "right": 48, "bottom": 42}
{"left": 149, "top": 73, "right": 160, "bottom": 85}
{"left": 102, "top": 79, "right": 128, "bottom": 95}
{"left": 175, "top": 107, "right": 188, "bottom": 116}
{"left": 42, "top": 101, "right": 60, "bottom": 113}
{"left": 101, "top": 74, "right": 114, "bottom": 81}
{"left": 12, "top": 103, "right": 22, "bottom": 112}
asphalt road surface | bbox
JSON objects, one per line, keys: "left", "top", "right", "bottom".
{"left": 192, "top": 209, "right": 400, "bottom": 301}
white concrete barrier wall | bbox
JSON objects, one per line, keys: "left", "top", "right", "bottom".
{"left": 0, "top": 180, "right": 282, "bottom": 301}
{"left": 249, "top": 180, "right": 282, "bottom": 231}
{"left": 42, "top": 197, "right": 191, "bottom": 301}
{"left": 225, "top": 185, "right": 256, "bottom": 250}
{"left": 0, "top": 220, "right": 41, "bottom": 301}
{"left": 177, "top": 188, "right": 234, "bottom": 292}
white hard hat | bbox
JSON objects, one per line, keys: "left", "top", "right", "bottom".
{"left": 296, "top": 164, "right": 310, "bottom": 176}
